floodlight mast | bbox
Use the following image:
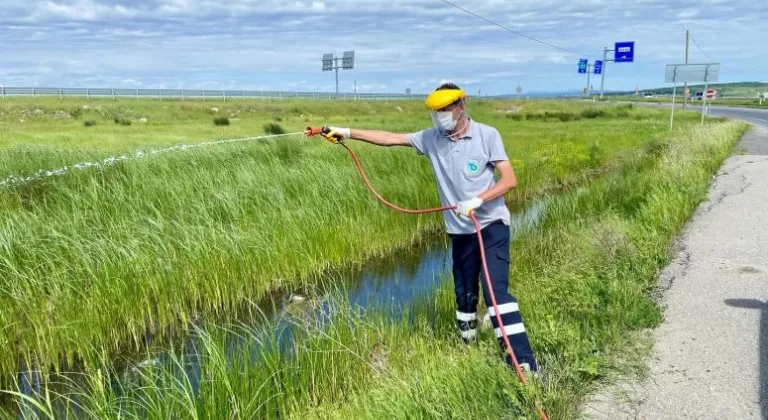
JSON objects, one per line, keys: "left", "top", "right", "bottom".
{"left": 335, "top": 57, "right": 339, "bottom": 95}
{"left": 322, "top": 51, "right": 355, "bottom": 95}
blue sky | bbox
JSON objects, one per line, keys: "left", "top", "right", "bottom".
{"left": 1, "top": 0, "right": 765, "bottom": 95}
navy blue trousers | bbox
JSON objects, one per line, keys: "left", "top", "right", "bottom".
{"left": 449, "top": 220, "right": 538, "bottom": 371}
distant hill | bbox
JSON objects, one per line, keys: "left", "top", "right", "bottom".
{"left": 608, "top": 81, "right": 768, "bottom": 97}
{"left": 498, "top": 89, "right": 609, "bottom": 98}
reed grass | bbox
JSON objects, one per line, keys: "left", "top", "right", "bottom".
{"left": 0, "top": 97, "right": 719, "bottom": 386}
{"left": 0, "top": 119, "right": 746, "bottom": 419}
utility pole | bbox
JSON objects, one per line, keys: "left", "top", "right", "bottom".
{"left": 586, "top": 63, "right": 593, "bottom": 97}
{"left": 683, "top": 29, "right": 690, "bottom": 110}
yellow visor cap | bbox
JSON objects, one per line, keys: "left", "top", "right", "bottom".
{"left": 425, "top": 89, "right": 466, "bottom": 111}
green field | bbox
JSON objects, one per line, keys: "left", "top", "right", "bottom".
{"left": 613, "top": 95, "right": 768, "bottom": 108}
{"left": 0, "top": 97, "right": 747, "bottom": 419}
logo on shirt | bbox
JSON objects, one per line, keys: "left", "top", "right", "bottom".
{"left": 467, "top": 159, "right": 480, "bottom": 174}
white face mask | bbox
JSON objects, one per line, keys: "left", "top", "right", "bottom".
{"left": 436, "top": 111, "right": 458, "bottom": 131}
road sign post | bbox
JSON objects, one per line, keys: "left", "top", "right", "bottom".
{"left": 599, "top": 42, "right": 634, "bottom": 99}
{"left": 578, "top": 58, "right": 588, "bottom": 74}
{"left": 599, "top": 47, "right": 610, "bottom": 99}
{"left": 669, "top": 67, "right": 678, "bottom": 133}
{"left": 702, "top": 85, "right": 716, "bottom": 123}
{"left": 578, "top": 59, "right": 593, "bottom": 97}
{"left": 614, "top": 42, "right": 635, "bottom": 63}
{"left": 592, "top": 61, "right": 602, "bottom": 98}
{"left": 665, "top": 62, "right": 720, "bottom": 131}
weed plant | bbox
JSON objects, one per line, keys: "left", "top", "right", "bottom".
{"left": 262, "top": 122, "right": 286, "bottom": 135}
{"left": 113, "top": 116, "right": 132, "bottom": 126}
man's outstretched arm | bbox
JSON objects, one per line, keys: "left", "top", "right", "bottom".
{"left": 326, "top": 126, "right": 413, "bottom": 147}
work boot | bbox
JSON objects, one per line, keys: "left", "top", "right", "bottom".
{"left": 456, "top": 311, "right": 478, "bottom": 344}
{"left": 519, "top": 363, "right": 543, "bottom": 382}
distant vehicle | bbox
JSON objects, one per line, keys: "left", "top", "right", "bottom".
{"left": 694, "top": 91, "right": 704, "bottom": 100}
{"left": 643, "top": 93, "right": 653, "bottom": 98}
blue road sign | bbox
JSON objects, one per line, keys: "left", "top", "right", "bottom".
{"left": 594, "top": 60, "right": 603, "bottom": 74}
{"left": 578, "top": 58, "right": 588, "bottom": 74}
{"left": 614, "top": 42, "right": 635, "bottom": 63}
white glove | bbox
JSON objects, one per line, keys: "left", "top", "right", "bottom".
{"left": 455, "top": 197, "right": 483, "bottom": 218}
{"left": 324, "top": 126, "right": 351, "bottom": 142}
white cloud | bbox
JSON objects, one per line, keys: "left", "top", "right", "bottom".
{"left": 34, "top": 0, "right": 140, "bottom": 21}
{"left": 677, "top": 8, "right": 700, "bottom": 19}
{"left": 355, "top": 83, "right": 388, "bottom": 91}
{"left": 122, "top": 78, "right": 143, "bottom": 86}
{"left": 0, "top": 0, "right": 764, "bottom": 94}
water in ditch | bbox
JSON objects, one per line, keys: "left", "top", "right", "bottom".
{"left": 10, "top": 199, "right": 547, "bottom": 418}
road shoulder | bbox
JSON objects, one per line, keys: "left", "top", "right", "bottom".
{"left": 580, "top": 125, "right": 768, "bottom": 420}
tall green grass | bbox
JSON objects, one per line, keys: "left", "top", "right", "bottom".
{"left": 0, "top": 98, "right": 708, "bottom": 382}
{"left": 1, "top": 120, "right": 746, "bottom": 420}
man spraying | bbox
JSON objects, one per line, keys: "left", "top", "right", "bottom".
{"left": 318, "top": 83, "right": 538, "bottom": 373}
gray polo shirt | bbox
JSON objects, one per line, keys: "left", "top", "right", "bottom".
{"left": 406, "top": 119, "right": 511, "bottom": 235}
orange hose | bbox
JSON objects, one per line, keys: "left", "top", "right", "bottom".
{"left": 341, "top": 143, "right": 454, "bottom": 214}
{"left": 338, "top": 142, "right": 550, "bottom": 420}
{"left": 470, "top": 213, "right": 550, "bottom": 420}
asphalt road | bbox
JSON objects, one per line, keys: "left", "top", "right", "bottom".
{"left": 700, "top": 105, "right": 768, "bottom": 155}
{"left": 583, "top": 106, "right": 768, "bottom": 419}
{"left": 703, "top": 104, "right": 768, "bottom": 125}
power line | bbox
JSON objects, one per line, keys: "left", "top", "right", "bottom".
{"left": 689, "top": 33, "right": 713, "bottom": 61}
{"left": 436, "top": 0, "right": 593, "bottom": 58}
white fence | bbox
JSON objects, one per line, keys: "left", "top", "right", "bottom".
{"left": 0, "top": 86, "right": 434, "bottom": 101}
